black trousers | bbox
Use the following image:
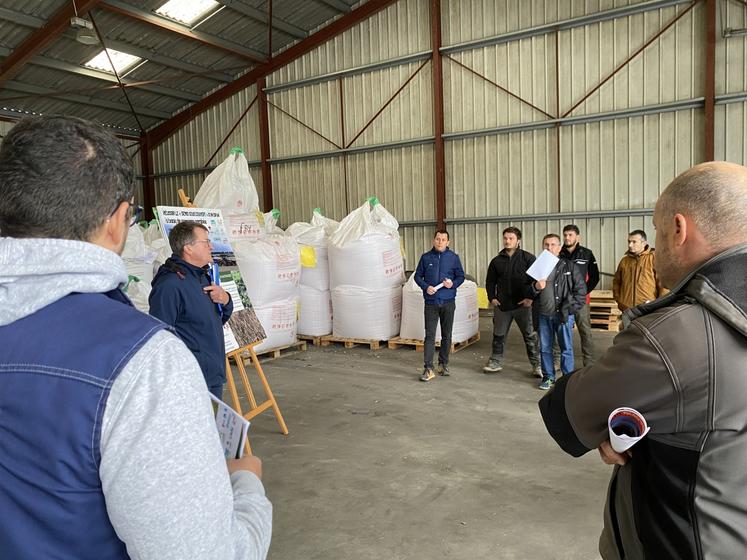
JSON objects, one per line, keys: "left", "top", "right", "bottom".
{"left": 423, "top": 300, "right": 456, "bottom": 370}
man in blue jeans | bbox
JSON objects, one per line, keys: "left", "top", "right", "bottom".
{"left": 532, "top": 234, "right": 586, "bottom": 390}
{"left": 414, "top": 230, "right": 465, "bottom": 382}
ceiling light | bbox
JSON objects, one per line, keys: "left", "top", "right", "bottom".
{"left": 155, "top": 0, "right": 219, "bottom": 25}
{"left": 70, "top": 16, "right": 99, "bottom": 45}
{"left": 84, "top": 49, "right": 141, "bottom": 74}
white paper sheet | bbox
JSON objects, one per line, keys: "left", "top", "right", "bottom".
{"left": 526, "top": 250, "right": 560, "bottom": 280}
{"left": 210, "top": 394, "right": 250, "bottom": 459}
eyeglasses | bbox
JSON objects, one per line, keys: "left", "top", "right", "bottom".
{"left": 128, "top": 203, "right": 144, "bottom": 227}
{"left": 108, "top": 200, "right": 143, "bottom": 227}
{"left": 189, "top": 239, "right": 212, "bottom": 246}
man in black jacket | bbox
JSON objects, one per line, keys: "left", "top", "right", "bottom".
{"left": 484, "top": 227, "right": 541, "bottom": 376}
{"left": 560, "top": 225, "right": 600, "bottom": 366}
{"left": 532, "top": 234, "right": 586, "bottom": 390}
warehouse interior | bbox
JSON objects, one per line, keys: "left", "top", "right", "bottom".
{"left": 2, "top": 0, "right": 746, "bottom": 558}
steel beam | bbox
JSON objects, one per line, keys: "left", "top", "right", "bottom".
{"left": 264, "top": 51, "right": 432, "bottom": 93}
{"left": 0, "top": 0, "right": 102, "bottom": 88}
{"left": 215, "top": 1, "right": 307, "bottom": 39}
{"left": 147, "top": 0, "right": 400, "bottom": 148}
{"left": 315, "top": 0, "right": 352, "bottom": 13}
{"left": 140, "top": 136, "right": 156, "bottom": 221}
{"left": 444, "top": 208, "right": 654, "bottom": 226}
{"left": 100, "top": 0, "right": 266, "bottom": 63}
{"left": 440, "top": 0, "right": 694, "bottom": 56}
{"left": 0, "top": 109, "right": 140, "bottom": 138}
{"left": 0, "top": 6, "right": 236, "bottom": 84}
{"left": 2, "top": 80, "right": 170, "bottom": 120}
{"left": 431, "top": 0, "right": 446, "bottom": 230}
{"left": 2, "top": 49, "right": 201, "bottom": 102}
{"left": 258, "top": 77, "right": 273, "bottom": 211}
{"left": 704, "top": 0, "right": 716, "bottom": 161}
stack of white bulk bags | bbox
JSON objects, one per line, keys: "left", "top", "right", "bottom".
{"left": 399, "top": 273, "right": 480, "bottom": 343}
{"left": 193, "top": 152, "right": 300, "bottom": 353}
{"left": 233, "top": 214, "right": 300, "bottom": 353}
{"left": 328, "top": 199, "right": 404, "bottom": 339}
{"left": 287, "top": 209, "right": 338, "bottom": 337}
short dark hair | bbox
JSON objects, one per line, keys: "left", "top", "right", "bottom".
{"left": 502, "top": 226, "right": 522, "bottom": 240}
{"left": 563, "top": 224, "right": 580, "bottom": 235}
{"left": 629, "top": 229, "right": 647, "bottom": 241}
{"left": 434, "top": 229, "right": 449, "bottom": 240}
{"left": 543, "top": 233, "right": 561, "bottom": 244}
{"left": 169, "top": 221, "right": 208, "bottom": 257}
{"left": 0, "top": 115, "right": 134, "bottom": 240}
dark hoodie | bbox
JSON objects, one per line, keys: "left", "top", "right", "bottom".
{"left": 149, "top": 256, "right": 233, "bottom": 388}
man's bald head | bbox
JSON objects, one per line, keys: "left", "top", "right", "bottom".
{"left": 657, "top": 161, "right": 747, "bottom": 251}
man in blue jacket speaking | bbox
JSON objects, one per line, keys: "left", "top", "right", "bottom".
{"left": 414, "top": 230, "right": 466, "bottom": 382}
{"left": 150, "top": 221, "right": 233, "bottom": 398}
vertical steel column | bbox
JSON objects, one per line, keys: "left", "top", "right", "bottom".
{"left": 704, "top": 0, "right": 716, "bottom": 161}
{"left": 258, "top": 77, "right": 273, "bottom": 210}
{"left": 339, "top": 76, "right": 350, "bottom": 214}
{"left": 140, "top": 135, "right": 156, "bottom": 220}
{"left": 555, "top": 30, "right": 561, "bottom": 212}
{"left": 431, "top": 0, "right": 446, "bottom": 230}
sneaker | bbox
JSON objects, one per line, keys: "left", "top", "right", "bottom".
{"left": 483, "top": 359, "right": 503, "bottom": 373}
{"left": 437, "top": 363, "right": 450, "bottom": 376}
{"left": 531, "top": 365, "right": 543, "bottom": 378}
{"left": 420, "top": 369, "right": 436, "bottom": 382}
{"left": 538, "top": 377, "right": 555, "bottom": 391}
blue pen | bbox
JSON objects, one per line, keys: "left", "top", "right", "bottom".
{"left": 209, "top": 262, "right": 223, "bottom": 315}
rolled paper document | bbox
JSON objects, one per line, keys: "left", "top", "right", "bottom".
{"left": 608, "top": 407, "right": 650, "bottom": 453}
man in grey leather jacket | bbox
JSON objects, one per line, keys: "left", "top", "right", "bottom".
{"left": 539, "top": 161, "right": 747, "bottom": 559}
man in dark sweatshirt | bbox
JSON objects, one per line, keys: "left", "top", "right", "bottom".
{"left": 414, "top": 229, "right": 465, "bottom": 382}
{"left": 150, "top": 220, "right": 233, "bottom": 398}
{"left": 484, "top": 227, "right": 541, "bottom": 376}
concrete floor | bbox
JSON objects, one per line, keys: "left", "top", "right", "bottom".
{"left": 243, "top": 318, "right": 618, "bottom": 560}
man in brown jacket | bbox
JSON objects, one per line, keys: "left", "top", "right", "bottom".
{"left": 612, "top": 230, "right": 665, "bottom": 311}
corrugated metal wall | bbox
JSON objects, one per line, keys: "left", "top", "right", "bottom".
{"left": 151, "top": 85, "right": 262, "bottom": 208}
{"left": 151, "top": 0, "right": 747, "bottom": 289}
{"left": 715, "top": 0, "right": 747, "bottom": 163}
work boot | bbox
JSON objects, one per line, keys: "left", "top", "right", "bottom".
{"left": 420, "top": 368, "right": 436, "bottom": 382}
{"left": 483, "top": 359, "right": 503, "bottom": 373}
{"left": 437, "top": 363, "right": 450, "bottom": 376}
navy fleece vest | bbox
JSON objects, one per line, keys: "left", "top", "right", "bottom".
{"left": 0, "top": 290, "right": 165, "bottom": 559}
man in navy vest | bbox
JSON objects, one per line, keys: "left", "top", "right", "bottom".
{"left": 150, "top": 221, "right": 233, "bottom": 399}
{"left": 414, "top": 229, "right": 465, "bottom": 381}
{"left": 0, "top": 116, "right": 272, "bottom": 559}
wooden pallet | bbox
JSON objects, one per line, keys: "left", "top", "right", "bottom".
{"left": 297, "top": 333, "right": 326, "bottom": 346}
{"left": 250, "top": 340, "right": 308, "bottom": 360}
{"left": 320, "top": 335, "right": 391, "bottom": 350}
{"left": 388, "top": 332, "right": 481, "bottom": 353}
{"left": 591, "top": 318, "right": 621, "bottom": 332}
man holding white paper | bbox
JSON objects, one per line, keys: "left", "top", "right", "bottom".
{"left": 414, "top": 229, "right": 465, "bottom": 382}
{"left": 530, "top": 234, "right": 586, "bottom": 390}
{"left": 539, "top": 162, "right": 747, "bottom": 559}
{"left": 0, "top": 116, "right": 271, "bottom": 560}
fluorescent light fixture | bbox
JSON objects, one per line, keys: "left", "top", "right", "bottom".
{"left": 155, "top": 0, "right": 219, "bottom": 25}
{"left": 84, "top": 49, "right": 141, "bottom": 74}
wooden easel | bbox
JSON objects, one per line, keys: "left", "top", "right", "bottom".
{"left": 225, "top": 345, "right": 289, "bottom": 456}
{"left": 176, "top": 187, "right": 289, "bottom": 454}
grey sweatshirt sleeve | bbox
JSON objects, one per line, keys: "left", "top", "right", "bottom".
{"left": 99, "top": 329, "right": 272, "bottom": 560}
